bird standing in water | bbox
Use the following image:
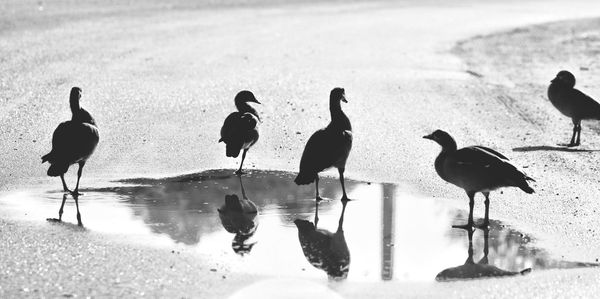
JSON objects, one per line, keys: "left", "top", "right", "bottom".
{"left": 424, "top": 130, "right": 534, "bottom": 229}
{"left": 548, "top": 70, "right": 600, "bottom": 147}
{"left": 220, "top": 90, "right": 260, "bottom": 175}
{"left": 295, "top": 88, "right": 353, "bottom": 202}
{"left": 42, "top": 87, "right": 99, "bottom": 226}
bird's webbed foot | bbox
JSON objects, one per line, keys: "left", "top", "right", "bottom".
{"left": 452, "top": 222, "right": 475, "bottom": 231}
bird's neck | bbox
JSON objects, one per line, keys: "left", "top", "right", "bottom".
{"left": 434, "top": 142, "right": 456, "bottom": 180}
{"left": 70, "top": 96, "right": 80, "bottom": 116}
{"left": 329, "top": 100, "right": 351, "bottom": 131}
{"left": 236, "top": 101, "right": 259, "bottom": 118}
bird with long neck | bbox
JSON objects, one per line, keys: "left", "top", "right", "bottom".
{"left": 42, "top": 87, "right": 99, "bottom": 226}
{"left": 424, "top": 130, "right": 534, "bottom": 229}
{"left": 547, "top": 70, "right": 600, "bottom": 147}
{"left": 295, "top": 87, "right": 353, "bottom": 202}
{"left": 219, "top": 90, "right": 261, "bottom": 175}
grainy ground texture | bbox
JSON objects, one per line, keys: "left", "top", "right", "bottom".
{"left": 3, "top": 0, "right": 600, "bottom": 297}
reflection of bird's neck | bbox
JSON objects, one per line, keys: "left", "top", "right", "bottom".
{"left": 329, "top": 99, "right": 351, "bottom": 131}
{"left": 70, "top": 94, "right": 81, "bottom": 116}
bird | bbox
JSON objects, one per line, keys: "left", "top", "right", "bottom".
{"left": 435, "top": 227, "right": 531, "bottom": 281}
{"left": 294, "top": 200, "right": 349, "bottom": 281}
{"left": 548, "top": 70, "right": 600, "bottom": 147}
{"left": 42, "top": 87, "right": 99, "bottom": 226}
{"left": 219, "top": 90, "right": 260, "bottom": 175}
{"left": 423, "top": 130, "right": 534, "bottom": 229}
{"left": 218, "top": 176, "right": 259, "bottom": 256}
{"left": 295, "top": 87, "right": 352, "bottom": 202}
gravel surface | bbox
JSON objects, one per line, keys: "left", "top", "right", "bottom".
{"left": 2, "top": 0, "right": 600, "bottom": 297}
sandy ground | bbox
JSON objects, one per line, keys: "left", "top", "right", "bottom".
{"left": 3, "top": 0, "right": 600, "bottom": 297}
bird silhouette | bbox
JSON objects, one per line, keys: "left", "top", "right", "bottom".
{"left": 218, "top": 176, "right": 259, "bottom": 256}
{"left": 548, "top": 70, "right": 600, "bottom": 147}
{"left": 435, "top": 228, "right": 531, "bottom": 281}
{"left": 219, "top": 90, "right": 260, "bottom": 175}
{"left": 294, "top": 200, "right": 350, "bottom": 281}
{"left": 42, "top": 87, "right": 98, "bottom": 225}
{"left": 295, "top": 88, "right": 353, "bottom": 201}
{"left": 424, "top": 130, "right": 534, "bottom": 229}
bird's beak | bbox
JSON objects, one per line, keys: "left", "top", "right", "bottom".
{"left": 423, "top": 134, "right": 433, "bottom": 140}
{"left": 253, "top": 99, "right": 261, "bottom": 104}
{"left": 341, "top": 95, "right": 348, "bottom": 103}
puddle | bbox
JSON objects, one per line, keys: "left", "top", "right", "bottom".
{"left": 0, "top": 169, "right": 595, "bottom": 282}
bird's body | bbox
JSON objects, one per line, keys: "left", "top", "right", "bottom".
{"left": 424, "top": 130, "right": 534, "bottom": 228}
{"left": 42, "top": 87, "right": 99, "bottom": 226}
{"left": 220, "top": 91, "right": 260, "bottom": 175}
{"left": 548, "top": 70, "right": 600, "bottom": 146}
{"left": 295, "top": 88, "right": 352, "bottom": 201}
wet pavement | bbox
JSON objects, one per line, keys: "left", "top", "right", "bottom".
{"left": 0, "top": 169, "right": 595, "bottom": 282}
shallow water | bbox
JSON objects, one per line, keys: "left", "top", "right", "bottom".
{"left": 0, "top": 169, "right": 594, "bottom": 282}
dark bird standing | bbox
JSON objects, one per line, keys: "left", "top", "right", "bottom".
{"left": 219, "top": 90, "right": 260, "bottom": 175}
{"left": 424, "top": 130, "right": 534, "bottom": 229}
{"left": 218, "top": 176, "right": 259, "bottom": 255}
{"left": 295, "top": 88, "right": 352, "bottom": 201}
{"left": 294, "top": 200, "right": 350, "bottom": 280}
{"left": 548, "top": 70, "right": 600, "bottom": 147}
{"left": 435, "top": 228, "right": 531, "bottom": 281}
{"left": 42, "top": 87, "right": 99, "bottom": 226}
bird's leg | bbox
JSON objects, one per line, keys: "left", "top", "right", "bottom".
{"left": 453, "top": 191, "right": 475, "bottom": 231}
{"left": 568, "top": 120, "right": 578, "bottom": 147}
{"left": 72, "top": 161, "right": 85, "bottom": 196}
{"left": 73, "top": 194, "right": 83, "bottom": 227}
{"left": 476, "top": 192, "right": 490, "bottom": 229}
{"left": 60, "top": 174, "right": 71, "bottom": 194}
{"left": 575, "top": 121, "right": 582, "bottom": 146}
{"left": 338, "top": 168, "right": 351, "bottom": 202}
{"left": 235, "top": 149, "right": 248, "bottom": 175}
{"left": 315, "top": 176, "right": 323, "bottom": 202}
{"left": 58, "top": 193, "right": 67, "bottom": 221}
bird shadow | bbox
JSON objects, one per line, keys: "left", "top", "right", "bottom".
{"left": 46, "top": 218, "right": 87, "bottom": 232}
{"left": 512, "top": 145, "right": 600, "bottom": 153}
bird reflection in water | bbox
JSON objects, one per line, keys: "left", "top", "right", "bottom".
{"left": 294, "top": 200, "right": 350, "bottom": 281}
{"left": 436, "top": 228, "right": 531, "bottom": 281}
{"left": 218, "top": 176, "right": 259, "bottom": 256}
{"left": 47, "top": 193, "right": 83, "bottom": 227}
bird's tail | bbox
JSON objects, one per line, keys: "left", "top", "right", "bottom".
{"left": 294, "top": 171, "right": 315, "bottom": 185}
{"left": 47, "top": 163, "right": 68, "bottom": 177}
{"left": 518, "top": 175, "right": 535, "bottom": 194}
{"left": 41, "top": 152, "right": 53, "bottom": 164}
{"left": 293, "top": 219, "right": 315, "bottom": 231}
{"left": 226, "top": 142, "right": 242, "bottom": 158}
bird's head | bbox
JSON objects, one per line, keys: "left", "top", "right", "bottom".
{"left": 70, "top": 87, "right": 82, "bottom": 100}
{"left": 330, "top": 87, "right": 347, "bottom": 103}
{"left": 551, "top": 70, "right": 576, "bottom": 88}
{"left": 423, "top": 129, "right": 457, "bottom": 150}
{"left": 234, "top": 90, "right": 261, "bottom": 105}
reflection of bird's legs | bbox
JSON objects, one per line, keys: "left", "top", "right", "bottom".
{"left": 72, "top": 161, "right": 85, "bottom": 196}
{"left": 238, "top": 175, "right": 247, "bottom": 199}
{"left": 476, "top": 192, "right": 490, "bottom": 229}
{"left": 73, "top": 194, "right": 83, "bottom": 226}
{"left": 60, "top": 174, "right": 71, "bottom": 194}
{"left": 338, "top": 168, "right": 351, "bottom": 201}
{"left": 314, "top": 200, "right": 320, "bottom": 228}
{"left": 315, "top": 176, "right": 323, "bottom": 202}
{"left": 235, "top": 149, "right": 248, "bottom": 175}
{"left": 58, "top": 193, "right": 67, "bottom": 221}
{"left": 465, "top": 228, "right": 475, "bottom": 264}
{"left": 337, "top": 200, "right": 348, "bottom": 231}
{"left": 453, "top": 191, "right": 475, "bottom": 230}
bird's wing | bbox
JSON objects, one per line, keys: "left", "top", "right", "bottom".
{"left": 571, "top": 89, "right": 600, "bottom": 119}
{"left": 470, "top": 146, "right": 509, "bottom": 160}
{"left": 220, "top": 112, "right": 241, "bottom": 142}
{"left": 49, "top": 122, "right": 99, "bottom": 164}
{"left": 298, "top": 129, "right": 337, "bottom": 174}
{"left": 450, "top": 146, "right": 507, "bottom": 169}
